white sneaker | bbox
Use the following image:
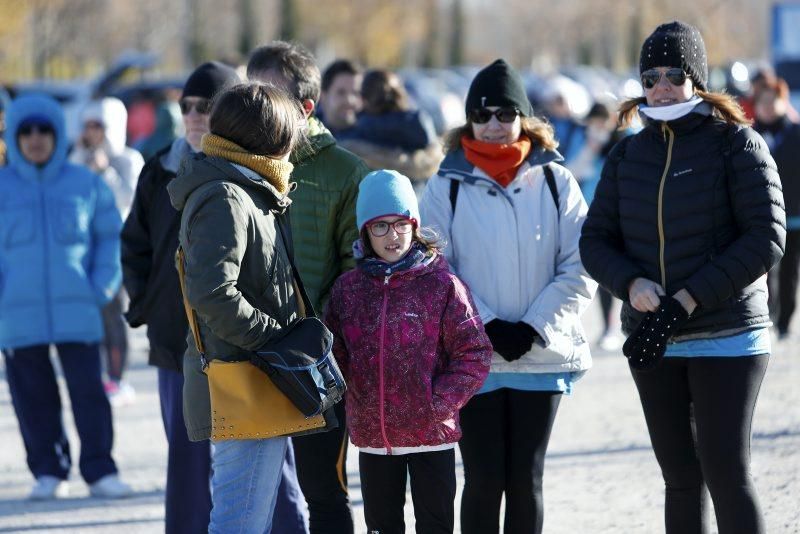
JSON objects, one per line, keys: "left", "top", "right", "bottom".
{"left": 598, "top": 331, "right": 624, "bottom": 352}
{"left": 29, "top": 476, "right": 68, "bottom": 500}
{"left": 106, "top": 380, "right": 136, "bottom": 408}
{"left": 89, "top": 474, "right": 133, "bottom": 499}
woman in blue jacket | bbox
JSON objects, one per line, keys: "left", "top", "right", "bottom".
{"left": 0, "top": 94, "right": 131, "bottom": 500}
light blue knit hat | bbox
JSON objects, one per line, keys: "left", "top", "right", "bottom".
{"left": 356, "top": 170, "right": 420, "bottom": 230}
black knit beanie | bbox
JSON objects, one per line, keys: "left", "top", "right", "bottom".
{"left": 182, "top": 61, "right": 241, "bottom": 100}
{"left": 465, "top": 59, "right": 533, "bottom": 117}
{"left": 639, "top": 21, "right": 708, "bottom": 91}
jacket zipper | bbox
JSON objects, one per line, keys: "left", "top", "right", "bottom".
{"left": 657, "top": 124, "right": 675, "bottom": 290}
{"left": 378, "top": 274, "right": 392, "bottom": 454}
{"left": 39, "top": 179, "right": 54, "bottom": 339}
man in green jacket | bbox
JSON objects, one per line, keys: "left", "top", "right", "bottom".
{"left": 247, "top": 41, "right": 370, "bottom": 534}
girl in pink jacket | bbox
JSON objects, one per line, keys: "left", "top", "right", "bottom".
{"left": 324, "top": 169, "right": 492, "bottom": 534}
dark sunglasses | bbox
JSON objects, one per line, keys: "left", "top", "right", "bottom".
{"left": 179, "top": 98, "right": 211, "bottom": 115}
{"left": 18, "top": 123, "right": 55, "bottom": 136}
{"left": 368, "top": 219, "right": 414, "bottom": 238}
{"left": 640, "top": 68, "right": 688, "bottom": 90}
{"left": 469, "top": 107, "right": 520, "bottom": 124}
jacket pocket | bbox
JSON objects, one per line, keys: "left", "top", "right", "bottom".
{"left": 52, "top": 198, "right": 90, "bottom": 244}
{"left": 2, "top": 203, "right": 35, "bottom": 248}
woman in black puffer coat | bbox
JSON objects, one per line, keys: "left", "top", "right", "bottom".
{"left": 580, "top": 21, "right": 785, "bottom": 534}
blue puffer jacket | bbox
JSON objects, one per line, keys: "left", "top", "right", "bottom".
{"left": 0, "top": 94, "right": 122, "bottom": 350}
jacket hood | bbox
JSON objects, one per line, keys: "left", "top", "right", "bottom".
{"left": 291, "top": 117, "right": 336, "bottom": 165}
{"left": 5, "top": 93, "right": 69, "bottom": 182}
{"left": 160, "top": 136, "right": 193, "bottom": 174}
{"left": 437, "top": 144, "right": 563, "bottom": 182}
{"left": 167, "top": 152, "right": 290, "bottom": 212}
{"left": 80, "top": 97, "right": 128, "bottom": 156}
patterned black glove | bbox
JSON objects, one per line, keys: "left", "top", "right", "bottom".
{"left": 623, "top": 295, "right": 690, "bottom": 371}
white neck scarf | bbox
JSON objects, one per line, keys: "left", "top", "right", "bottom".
{"left": 639, "top": 95, "right": 703, "bottom": 122}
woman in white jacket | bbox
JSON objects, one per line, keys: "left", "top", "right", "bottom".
{"left": 420, "top": 59, "right": 597, "bottom": 534}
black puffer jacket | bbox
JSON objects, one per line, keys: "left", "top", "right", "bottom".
{"left": 580, "top": 104, "right": 786, "bottom": 339}
{"left": 121, "top": 140, "right": 189, "bottom": 371}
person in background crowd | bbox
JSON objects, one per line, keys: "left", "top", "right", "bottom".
{"left": 318, "top": 59, "right": 363, "bottom": 138}
{"left": 122, "top": 61, "right": 240, "bottom": 533}
{"left": 0, "top": 99, "right": 7, "bottom": 166}
{"left": 754, "top": 76, "right": 800, "bottom": 340}
{"left": 136, "top": 100, "right": 184, "bottom": 162}
{"left": 338, "top": 69, "right": 442, "bottom": 188}
{"left": 421, "top": 59, "right": 597, "bottom": 534}
{"left": 247, "top": 41, "right": 371, "bottom": 534}
{"left": 326, "top": 169, "right": 492, "bottom": 534}
{"left": 544, "top": 82, "right": 586, "bottom": 169}
{"left": 580, "top": 21, "right": 785, "bottom": 534}
{"left": 569, "top": 101, "right": 628, "bottom": 351}
{"left": 70, "top": 97, "right": 145, "bottom": 405}
{"left": 167, "top": 81, "right": 306, "bottom": 533}
{"left": 740, "top": 68, "right": 800, "bottom": 124}
{"left": 0, "top": 93, "right": 132, "bottom": 501}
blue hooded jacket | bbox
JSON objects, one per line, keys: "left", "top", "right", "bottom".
{"left": 0, "top": 94, "right": 122, "bottom": 349}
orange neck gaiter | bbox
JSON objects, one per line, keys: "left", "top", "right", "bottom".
{"left": 462, "top": 135, "right": 532, "bottom": 188}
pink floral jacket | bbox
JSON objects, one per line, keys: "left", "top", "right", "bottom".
{"left": 324, "top": 254, "right": 492, "bottom": 453}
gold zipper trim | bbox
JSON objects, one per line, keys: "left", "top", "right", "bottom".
{"left": 657, "top": 124, "right": 675, "bottom": 290}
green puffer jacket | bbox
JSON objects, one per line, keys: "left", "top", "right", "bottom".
{"left": 167, "top": 153, "right": 301, "bottom": 441}
{"left": 290, "top": 118, "right": 370, "bottom": 312}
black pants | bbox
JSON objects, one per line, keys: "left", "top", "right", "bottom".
{"left": 293, "top": 400, "right": 353, "bottom": 534}
{"left": 768, "top": 229, "right": 800, "bottom": 334}
{"left": 101, "top": 289, "right": 129, "bottom": 381}
{"left": 458, "top": 389, "right": 562, "bottom": 534}
{"left": 359, "top": 449, "right": 456, "bottom": 534}
{"left": 630, "top": 355, "right": 768, "bottom": 534}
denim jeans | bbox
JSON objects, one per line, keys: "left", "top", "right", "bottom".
{"left": 209, "top": 436, "right": 288, "bottom": 534}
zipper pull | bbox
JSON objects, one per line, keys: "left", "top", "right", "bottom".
{"left": 200, "top": 353, "right": 209, "bottom": 371}
{"left": 384, "top": 275, "right": 390, "bottom": 285}
{"left": 661, "top": 122, "right": 667, "bottom": 143}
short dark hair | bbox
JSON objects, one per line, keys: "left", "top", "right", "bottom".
{"left": 246, "top": 41, "right": 321, "bottom": 103}
{"left": 209, "top": 82, "right": 304, "bottom": 157}
{"left": 361, "top": 70, "right": 410, "bottom": 114}
{"left": 321, "top": 59, "right": 362, "bottom": 92}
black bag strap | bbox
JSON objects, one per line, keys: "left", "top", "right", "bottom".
{"left": 275, "top": 209, "right": 316, "bottom": 319}
{"left": 449, "top": 178, "right": 460, "bottom": 214}
{"left": 448, "top": 163, "right": 559, "bottom": 214}
{"left": 543, "top": 164, "right": 559, "bottom": 216}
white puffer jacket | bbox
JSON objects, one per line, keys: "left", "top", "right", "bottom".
{"left": 420, "top": 147, "right": 597, "bottom": 374}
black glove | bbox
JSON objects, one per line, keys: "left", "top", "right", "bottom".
{"left": 485, "top": 320, "right": 539, "bottom": 362}
{"left": 623, "top": 296, "right": 690, "bottom": 371}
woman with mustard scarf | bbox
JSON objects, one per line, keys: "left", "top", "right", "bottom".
{"left": 167, "top": 82, "right": 307, "bottom": 533}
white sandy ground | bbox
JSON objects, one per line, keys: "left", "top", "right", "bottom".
{"left": 0, "top": 299, "right": 797, "bottom": 533}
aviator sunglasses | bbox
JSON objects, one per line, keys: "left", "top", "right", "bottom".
{"left": 179, "top": 98, "right": 212, "bottom": 115}
{"left": 368, "top": 219, "right": 414, "bottom": 238}
{"left": 640, "top": 68, "right": 688, "bottom": 90}
{"left": 469, "top": 106, "right": 520, "bottom": 124}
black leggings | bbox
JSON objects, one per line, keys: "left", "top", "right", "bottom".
{"left": 458, "top": 389, "right": 561, "bottom": 534}
{"left": 630, "top": 355, "right": 768, "bottom": 534}
{"left": 359, "top": 449, "right": 456, "bottom": 534}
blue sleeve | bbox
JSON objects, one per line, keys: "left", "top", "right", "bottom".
{"left": 89, "top": 173, "right": 123, "bottom": 305}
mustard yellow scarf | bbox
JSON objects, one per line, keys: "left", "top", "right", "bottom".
{"left": 202, "top": 133, "right": 294, "bottom": 194}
